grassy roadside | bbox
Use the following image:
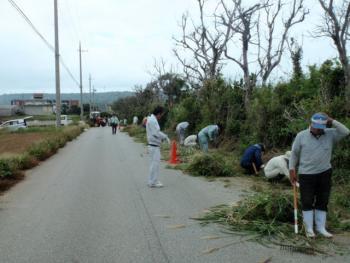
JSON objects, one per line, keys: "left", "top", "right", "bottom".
{"left": 123, "top": 125, "right": 350, "bottom": 255}
{"left": 0, "top": 125, "right": 85, "bottom": 193}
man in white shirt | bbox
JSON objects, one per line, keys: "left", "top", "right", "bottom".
{"left": 264, "top": 151, "right": 291, "bottom": 181}
{"left": 133, "top": 116, "right": 138, "bottom": 125}
{"left": 184, "top": 134, "right": 198, "bottom": 147}
{"left": 146, "top": 106, "right": 170, "bottom": 188}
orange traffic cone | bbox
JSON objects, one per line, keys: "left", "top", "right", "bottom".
{"left": 169, "top": 140, "right": 180, "bottom": 164}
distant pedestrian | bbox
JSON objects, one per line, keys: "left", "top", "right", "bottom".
{"left": 110, "top": 114, "right": 119, "bottom": 134}
{"left": 240, "top": 144, "right": 265, "bottom": 175}
{"left": 264, "top": 151, "right": 291, "bottom": 182}
{"left": 176, "top": 121, "right": 189, "bottom": 145}
{"left": 289, "top": 113, "right": 349, "bottom": 238}
{"left": 146, "top": 106, "right": 170, "bottom": 188}
{"left": 197, "top": 124, "right": 222, "bottom": 153}
{"left": 133, "top": 116, "right": 139, "bottom": 125}
{"left": 184, "top": 134, "right": 198, "bottom": 147}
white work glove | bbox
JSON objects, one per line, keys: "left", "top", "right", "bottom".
{"left": 260, "top": 164, "right": 265, "bottom": 169}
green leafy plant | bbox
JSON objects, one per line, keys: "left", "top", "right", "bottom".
{"left": 0, "top": 159, "right": 13, "bottom": 178}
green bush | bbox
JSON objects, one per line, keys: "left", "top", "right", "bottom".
{"left": 333, "top": 185, "right": 350, "bottom": 209}
{"left": 28, "top": 142, "right": 50, "bottom": 161}
{"left": 0, "top": 159, "right": 13, "bottom": 178}
{"left": 14, "top": 154, "right": 37, "bottom": 170}
{"left": 167, "top": 95, "right": 202, "bottom": 133}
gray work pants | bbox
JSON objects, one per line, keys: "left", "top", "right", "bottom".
{"left": 148, "top": 146, "right": 160, "bottom": 185}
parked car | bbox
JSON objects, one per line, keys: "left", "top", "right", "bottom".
{"left": 0, "top": 118, "right": 28, "bottom": 131}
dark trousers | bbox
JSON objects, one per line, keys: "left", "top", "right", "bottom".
{"left": 112, "top": 124, "right": 117, "bottom": 134}
{"left": 299, "top": 169, "right": 332, "bottom": 212}
{"left": 241, "top": 162, "right": 258, "bottom": 175}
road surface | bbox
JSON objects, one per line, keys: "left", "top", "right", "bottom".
{"left": 0, "top": 128, "right": 348, "bottom": 263}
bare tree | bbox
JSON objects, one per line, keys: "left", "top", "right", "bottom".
{"left": 173, "top": 0, "right": 233, "bottom": 84}
{"left": 219, "top": 0, "right": 263, "bottom": 111}
{"left": 257, "top": 0, "right": 308, "bottom": 86}
{"left": 316, "top": 0, "right": 350, "bottom": 107}
{"left": 147, "top": 57, "right": 177, "bottom": 79}
{"left": 147, "top": 58, "right": 187, "bottom": 107}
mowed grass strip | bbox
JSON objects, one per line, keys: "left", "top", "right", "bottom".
{"left": 0, "top": 126, "right": 84, "bottom": 193}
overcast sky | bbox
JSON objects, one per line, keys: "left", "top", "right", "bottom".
{"left": 0, "top": 0, "right": 343, "bottom": 95}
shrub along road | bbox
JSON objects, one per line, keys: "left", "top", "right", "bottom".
{"left": 0, "top": 128, "right": 348, "bottom": 262}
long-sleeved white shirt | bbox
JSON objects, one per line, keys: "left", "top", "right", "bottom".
{"left": 146, "top": 114, "right": 168, "bottom": 146}
{"left": 184, "top": 134, "right": 197, "bottom": 146}
{"left": 264, "top": 154, "right": 290, "bottom": 179}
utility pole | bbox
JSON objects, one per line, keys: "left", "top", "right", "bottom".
{"left": 92, "top": 87, "right": 96, "bottom": 111}
{"left": 78, "top": 42, "right": 87, "bottom": 121}
{"left": 89, "top": 74, "right": 92, "bottom": 114}
{"left": 54, "top": 0, "right": 61, "bottom": 127}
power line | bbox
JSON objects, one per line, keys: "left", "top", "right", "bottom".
{"left": 64, "top": 0, "right": 81, "bottom": 43}
{"left": 7, "top": 0, "right": 55, "bottom": 52}
{"left": 7, "top": 0, "right": 80, "bottom": 87}
{"left": 60, "top": 58, "right": 80, "bottom": 87}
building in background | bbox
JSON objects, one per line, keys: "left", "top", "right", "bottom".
{"left": 0, "top": 105, "right": 21, "bottom": 117}
{"left": 10, "top": 93, "right": 80, "bottom": 116}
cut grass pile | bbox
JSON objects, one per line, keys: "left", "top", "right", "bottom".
{"left": 194, "top": 185, "right": 350, "bottom": 255}
{"left": 195, "top": 188, "right": 297, "bottom": 238}
{"left": 186, "top": 152, "right": 236, "bottom": 177}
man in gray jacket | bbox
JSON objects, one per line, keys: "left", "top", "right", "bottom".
{"left": 289, "top": 113, "right": 349, "bottom": 237}
{"left": 146, "top": 106, "right": 170, "bottom": 188}
{"left": 176, "top": 121, "right": 189, "bottom": 145}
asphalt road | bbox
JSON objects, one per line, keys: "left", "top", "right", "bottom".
{"left": 0, "top": 127, "right": 348, "bottom": 263}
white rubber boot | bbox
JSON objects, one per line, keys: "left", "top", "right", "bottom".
{"left": 302, "top": 210, "right": 315, "bottom": 238}
{"left": 315, "top": 210, "right": 333, "bottom": 238}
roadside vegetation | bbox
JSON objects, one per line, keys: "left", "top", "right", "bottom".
{"left": 0, "top": 125, "right": 84, "bottom": 192}
{"left": 120, "top": 59, "right": 350, "bottom": 254}
{"left": 116, "top": 0, "right": 350, "bottom": 255}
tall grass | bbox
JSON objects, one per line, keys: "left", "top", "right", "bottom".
{"left": 123, "top": 125, "right": 147, "bottom": 144}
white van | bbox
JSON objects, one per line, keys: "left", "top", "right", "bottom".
{"left": 61, "top": 115, "right": 73, "bottom": 126}
{"left": 0, "top": 119, "right": 27, "bottom": 131}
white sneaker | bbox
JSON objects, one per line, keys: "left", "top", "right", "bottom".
{"left": 148, "top": 181, "right": 163, "bottom": 188}
{"left": 154, "top": 181, "right": 163, "bottom": 187}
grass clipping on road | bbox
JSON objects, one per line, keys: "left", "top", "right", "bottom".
{"left": 194, "top": 186, "right": 350, "bottom": 255}
{"left": 196, "top": 189, "right": 295, "bottom": 237}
